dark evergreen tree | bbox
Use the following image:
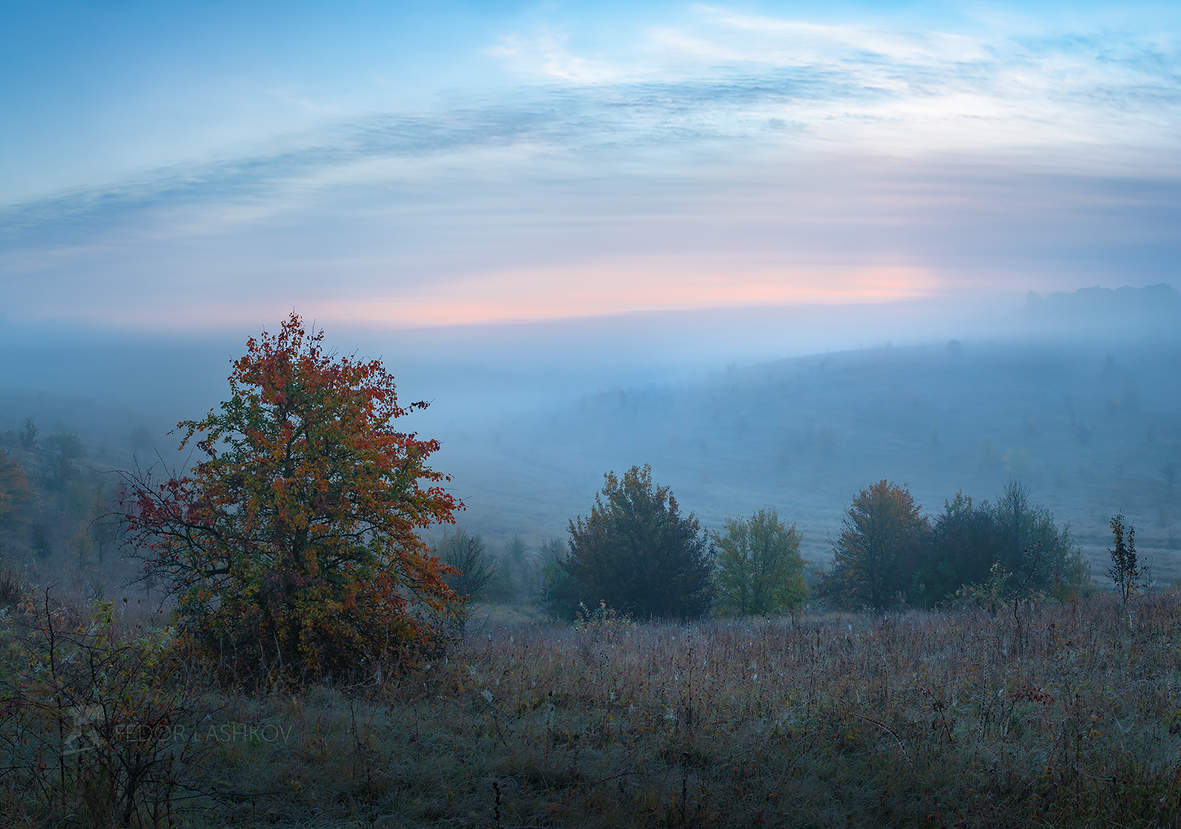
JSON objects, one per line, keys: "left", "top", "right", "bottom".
{"left": 556, "top": 464, "right": 713, "bottom": 619}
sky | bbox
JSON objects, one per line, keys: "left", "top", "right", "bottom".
{"left": 2, "top": 0, "right": 1180, "bottom": 334}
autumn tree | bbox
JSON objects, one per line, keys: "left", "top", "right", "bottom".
{"left": 713, "top": 508, "right": 805, "bottom": 616}
{"left": 822, "top": 480, "right": 928, "bottom": 609}
{"left": 553, "top": 464, "right": 713, "bottom": 619}
{"left": 124, "top": 313, "right": 462, "bottom": 685}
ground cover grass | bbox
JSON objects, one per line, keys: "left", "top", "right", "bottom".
{"left": 4, "top": 592, "right": 1179, "bottom": 827}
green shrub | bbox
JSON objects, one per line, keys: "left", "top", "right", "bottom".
{"left": 713, "top": 508, "right": 805, "bottom": 616}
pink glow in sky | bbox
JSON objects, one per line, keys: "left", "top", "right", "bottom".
{"left": 341, "top": 263, "right": 936, "bottom": 328}
{"left": 2, "top": 2, "right": 1179, "bottom": 332}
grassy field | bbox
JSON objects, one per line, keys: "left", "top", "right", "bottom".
{"left": 6, "top": 592, "right": 1177, "bottom": 827}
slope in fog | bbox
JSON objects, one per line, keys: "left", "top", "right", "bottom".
{"left": 438, "top": 286, "right": 1181, "bottom": 580}
{"left": 1, "top": 285, "right": 1179, "bottom": 580}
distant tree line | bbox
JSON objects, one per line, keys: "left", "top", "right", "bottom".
{"left": 0, "top": 414, "right": 1107, "bottom": 624}
{"left": 0, "top": 419, "right": 125, "bottom": 586}
{"left": 530, "top": 469, "right": 1091, "bottom": 620}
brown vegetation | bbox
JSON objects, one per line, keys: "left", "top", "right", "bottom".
{"left": 4, "top": 589, "right": 1177, "bottom": 827}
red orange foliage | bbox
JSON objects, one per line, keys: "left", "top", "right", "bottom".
{"left": 124, "top": 313, "right": 462, "bottom": 684}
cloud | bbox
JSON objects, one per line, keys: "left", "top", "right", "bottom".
{"left": 486, "top": 5, "right": 1181, "bottom": 162}
{"left": 0, "top": 66, "right": 885, "bottom": 251}
{"left": 486, "top": 30, "right": 619, "bottom": 84}
{"left": 688, "top": 4, "right": 991, "bottom": 65}
{"left": 6, "top": 4, "right": 1179, "bottom": 249}
{"left": 3, "top": 4, "right": 1181, "bottom": 330}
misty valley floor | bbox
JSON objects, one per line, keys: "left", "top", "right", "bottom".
{"left": 58, "top": 594, "right": 1177, "bottom": 828}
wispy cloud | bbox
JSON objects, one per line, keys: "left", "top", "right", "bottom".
{"left": 489, "top": 5, "right": 1181, "bottom": 161}
{"left": 688, "top": 4, "right": 991, "bottom": 64}
{"left": 8, "top": 5, "right": 1180, "bottom": 243}
{"left": 486, "top": 29, "right": 620, "bottom": 84}
{"left": 2, "top": 4, "right": 1180, "bottom": 330}
{"left": 0, "top": 66, "right": 884, "bottom": 249}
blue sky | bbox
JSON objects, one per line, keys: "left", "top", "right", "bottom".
{"left": 2, "top": 1, "right": 1180, "bottom": 331}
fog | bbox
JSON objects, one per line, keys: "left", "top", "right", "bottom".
{"left": 2, "top": 283, "right": 1179, "bottom": 579}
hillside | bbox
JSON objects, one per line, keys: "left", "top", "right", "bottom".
{"left": 3, "top": 286, "right": 1180, "bottom": 584}
{"left": 441, "top": 336, "right": 1181, "bottom": 580}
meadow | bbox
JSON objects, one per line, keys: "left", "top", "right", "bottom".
{"left": 2, "top": 320, "right": 1180, "bottom": 826}
{"left": 5, "top": 590, "right": 1177, "bottom": 827}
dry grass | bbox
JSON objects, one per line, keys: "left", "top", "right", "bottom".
{"left": 3, "top": 591, "right": 1178, "bottom": 826}
{"left": 139, "top": 592, "right": 1181, "bottom": 828}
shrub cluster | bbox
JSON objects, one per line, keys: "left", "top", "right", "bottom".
{"left": 822, "top": 480, "right": 1090, "bottom": 610}
{"left": 0, "top": 584, "right": 200, "bottom": 827}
